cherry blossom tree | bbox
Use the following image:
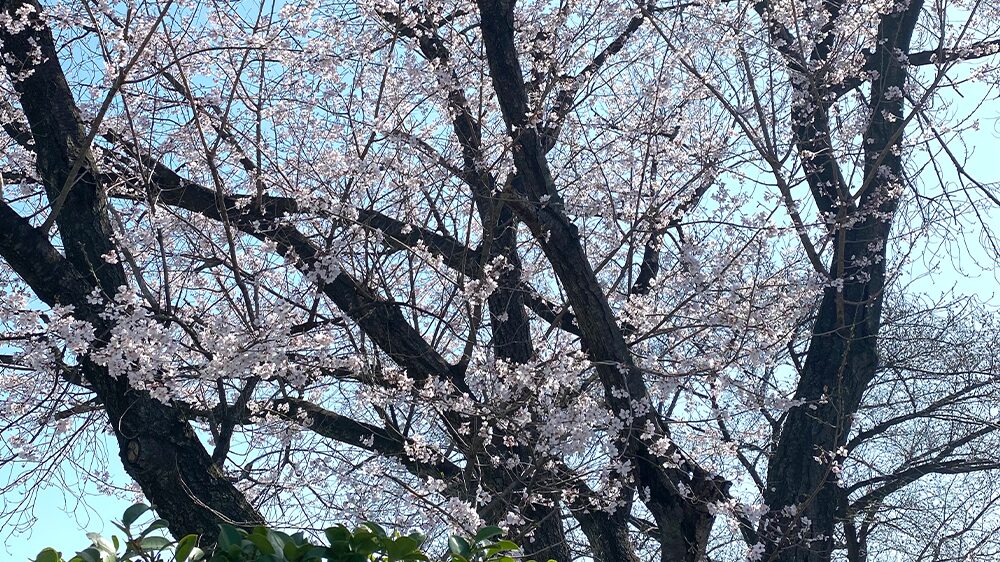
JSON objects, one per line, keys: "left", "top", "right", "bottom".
{"left": 1, "top": 0, "right": 999, "bottom": 560}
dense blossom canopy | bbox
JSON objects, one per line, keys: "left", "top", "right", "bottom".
{"left": 1, "top": 0, "right": 999, "bottom": 560}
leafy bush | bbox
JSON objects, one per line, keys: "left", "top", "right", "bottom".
{"left": 32, "top": 504, "right": 548, "bottom": 562}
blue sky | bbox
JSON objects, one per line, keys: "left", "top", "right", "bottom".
{"left": 4, "top": 462, "right": 133, "bottom": 560}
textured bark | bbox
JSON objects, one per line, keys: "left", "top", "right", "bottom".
{"left": 576, "top": 510, "right": 642, "bottom": 562}
{"left": 0, "top": 0, "right": 264, "bottom": 541}
{"left": 333, "top": 7, "right": 567, "bottom": 556}
{"left": 637, "top": 446, "right": 725, "bottom": 562}
{"left": 760, "top": 2, "right": 923, "bottom": 561}
{"left": 0, "top": 201, "right": 265, "bottom": 541}
{"left": 112, "top": 91, "right": 575, "bottom": 557}
{"left": 1, "top": 0, "right": 952, "bottom": 558}
{"left": 520, "top": 502, "right": 572, "bottom": 562}
{"left": 474, "top": 2, "right": 728, "bottom": 559}
{"left": 476, "top": 0, "right": 649, "bottom": 411}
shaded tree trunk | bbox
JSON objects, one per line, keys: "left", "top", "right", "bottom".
{"left": 0, "top": 0, "right": 264, "bottom": 542}
{"left": 760, "top": 2, "right": 923, "bottom": 560}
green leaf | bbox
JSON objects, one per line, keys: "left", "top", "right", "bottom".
{"left": 349, "top": 533, "right": 379, "bottom": 556}
{"left": 493, "top": 540, "right": 519, "bottom": 551}
{"left": 139, "top": 519, "right": 171, "bottom": 538}
{"left": 140, "top": 536, "right": 173, "bottom": 550}
{"left": 281, "top": 541, "right": 303, "bottom": 562}
{"left": 268, "top": 529, "right": 293, "bottom": 558}
{"left": 360, "top": 521, "right": 388, "bottom": 538}
{"left": 304, "top": 546, "right": 328, "bottom": 560}
{"left": 385, "top": 536, "right": 422, "bottom": 560}
{"left": 473, "top": 526, "right": 503, "bottom": 543}
{"left": 217, "top": 525, "right": 244, "bottom": 550}
{"left": 448, "top": 536, "right": 471, "bottom": 558}
{"left": 247, "top": 529, "right": 276, "bottom": 555}
{"left": 248, "top": 538, "right": 274, "bottom": 556}
{"left": 406, "top": 532, "right": 425, "bottom": 545}
{"left": 33, "top": 548, "right": 62, "bottom": 562}
{"left": 72, "top": 548, "right": 102, "bottom": 562}
{"left": 175, "top": 534, "right": 199, "bottom": 562}
{"left": 324, "top": 525, "right": 351, "bottom": 545}
{"left": 122, "top": 503, "right": 151, "bottom": 528}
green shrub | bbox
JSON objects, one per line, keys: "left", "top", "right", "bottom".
{"left": 32, "top": 504, "right": 549, "bottom": 562}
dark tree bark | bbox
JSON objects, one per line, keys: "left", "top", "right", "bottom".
{"left": 475, "top": 2, "right": 727, "bottom": 560}
{"left": 0, "top": 0, "right": 264, "bottom": 542}
{"left": 576, "top": 510, "right": 642, "bottom": 562}
{"left": 760, "top": 2, "right": 924, "bottom": 561}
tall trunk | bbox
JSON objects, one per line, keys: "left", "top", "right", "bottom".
{"left": 576, "top": 510, "right": 642, "bottom": 562}
{"left": 0, "top": 0, "right": 264, "bottom": 541}
{"left": 474, "top": 2, "right": 725, "bottom": 558}
{"left": 637, "top": 448, "right": 722, "bottom": 562}
{"left": 761, "top": 3, "right": 923, "bottom": 560}
{"left": 520, "top": 501, "right": 572, "bottom": 562}
{"left": 762, "top": 269, "right": 880, "bottom": 561}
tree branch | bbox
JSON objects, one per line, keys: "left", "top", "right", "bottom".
{"left": 270, "top": 398, "right": 464, "bottom": 480}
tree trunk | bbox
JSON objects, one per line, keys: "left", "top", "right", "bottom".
{"left": 0, "top": 0, "right": 264, "bottom": 541}
{"left": 760, "top": 2, "right": 923, "bottom": 560}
